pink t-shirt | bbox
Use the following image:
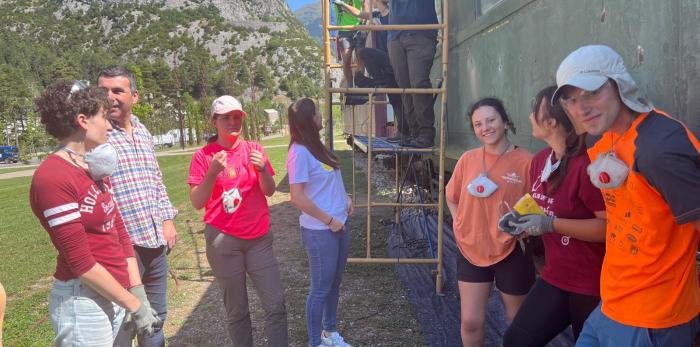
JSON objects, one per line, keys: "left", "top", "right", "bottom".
{"left": 188, "top": 141, "right": 275, "bottom": 239}
{"left": 529, "top": 148, "right": 606, "bottom": 296}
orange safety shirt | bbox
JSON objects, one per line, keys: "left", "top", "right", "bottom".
{"left": 588, "top": 110, "right": 700, "bottom": 328}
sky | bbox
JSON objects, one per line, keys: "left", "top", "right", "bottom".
{"left": 287, "top": 0, "right": 317, "bottom": 11}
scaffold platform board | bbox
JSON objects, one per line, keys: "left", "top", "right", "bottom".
{"left": 352, "top": 136, "right": 438, "bottom": 154}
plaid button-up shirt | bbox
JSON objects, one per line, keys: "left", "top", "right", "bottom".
{"left": 108, "top": 115, "right": 178, "bottom": 248}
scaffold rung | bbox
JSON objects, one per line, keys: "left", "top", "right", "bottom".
{"left": 327, "top": 24, "right": 446, "bottom": 31}
{"left": 328, "top": 87, "right": 444, "bottom": 94}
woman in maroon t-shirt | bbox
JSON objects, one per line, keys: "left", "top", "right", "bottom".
{"left": 30, "top": 81, "right": 160, "bottom": 346}
{"left": 502, "top": 86, "right": 607, "bottom": 346}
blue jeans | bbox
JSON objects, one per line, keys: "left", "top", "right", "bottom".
{"left": 301, "top": 225, "right": 350, "bottom": 347}
{"left": 576, "top": 304, "right": 699, "bottom": 347}
{"left": 133, "top": 245, "right": 169, "bottom": 347}
{"left": 49, "top": 279, "right": 132, "bottom": 347}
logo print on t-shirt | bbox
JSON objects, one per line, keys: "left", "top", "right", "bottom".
{"left": 501, "top": 172, "right": 522, "bottom": 184}
{"left": 322, "top": 163, "right": 334, "bottom": 172}
{"left": 561, "top": 235, "right": 570, "bottom": 246}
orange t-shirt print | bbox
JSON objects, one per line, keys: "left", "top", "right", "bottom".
{"left": 446, "top": 147, "right": 532, "bottom": 267}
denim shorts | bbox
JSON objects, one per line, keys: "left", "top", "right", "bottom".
{"left": 49, "top": 279, "right": 132, "bottom": 347}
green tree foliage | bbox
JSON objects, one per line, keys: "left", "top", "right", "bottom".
{"left": 0, "top": 0, "right": 322, "bottom": 151}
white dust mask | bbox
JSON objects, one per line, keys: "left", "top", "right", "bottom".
{"left": 587, "top": 152, "right": 628, "bottom": 189}
{"left": 540, "top": 151, "right": 561, "bottom": 183}
{"left": 85, "top": 143, "right": 118, "bottom": 181}
{"left": 63, "top": 143, "right": 118, "bottom": 181}
{"left": 467, "top": 173, "right": 499, "bottom": 198}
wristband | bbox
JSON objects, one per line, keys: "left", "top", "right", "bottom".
{"left": 326, "top": 216, "right": 333, "bottom": 225}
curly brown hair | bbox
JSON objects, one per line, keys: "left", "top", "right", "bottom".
{"left": 34, "top": 81, "right": 110, "bottom": 140}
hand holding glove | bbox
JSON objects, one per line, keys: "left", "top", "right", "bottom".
{"left": 511, "top": 214, "right": 555, "bottom": 236}
{"left": 333, "top": 0, "right": 346, "bottom": 7}
{"left": 129, "top": 303, "right": 162, "bottom": 337}
{"left": 125, "top": 285, "right": 162, "bottom": 336}
{"left": 498, "top": 211, "right": 522, "bottom": 236}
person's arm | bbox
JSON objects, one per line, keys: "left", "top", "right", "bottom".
{"left": 446, "top": 198, "right": 458, "bottom": 220}
{"left": 552, "top": 211, "right": 607, "bottom": 242}
{"left": 190, "top": 151, "right": 226, "bottom": 210}
{"left": 79, "top": 263, "right": 141, "bottom": 312}
{"left": 250, "top": 149, "right": 275, "bottom": 197}
{"left": 290, "top": 183, "right": 344, "bottom": 231}
{"left": 334, "top": 0, "right": 373, "bottom": 20}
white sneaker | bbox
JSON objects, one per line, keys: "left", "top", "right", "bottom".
{"left": 321, "top": 331, "right": 352, "bottom": 347}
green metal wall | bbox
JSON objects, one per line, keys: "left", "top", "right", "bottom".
{"left": 438, "top": 0, "right": 700, "bottom": 162}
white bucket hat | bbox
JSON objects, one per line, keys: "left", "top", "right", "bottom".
{"left": 552, "top": 44, "right": 652, "bottom": 114}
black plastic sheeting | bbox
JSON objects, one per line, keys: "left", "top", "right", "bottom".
{"left": 385, "top": 211, "right": 575, "bottom": 347}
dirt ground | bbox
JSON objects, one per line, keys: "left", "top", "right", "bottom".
{"left": 162, "top": 179, "right": 426, "bottom": 346}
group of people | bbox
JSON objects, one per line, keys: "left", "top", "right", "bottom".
{"left": 446, "top": 45, "right": 699, "bottom": 347}
{"left": 333, "top": 0, "right": 439, "bottom": 148}
{"left": 30, "top": 67, "right": 177, "bottom": 347}
{"left": 23, "top": 17, "right": 699, "bottom": 347}
{"left": 29, "top": 65, "right": 355, "bottom": 347}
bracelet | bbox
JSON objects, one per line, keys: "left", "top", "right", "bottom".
{"left": 326, "top": 216, "right": 334, "bottom": 225}
{"left": 257, "top": 165, "right": 266, "bottom": 173}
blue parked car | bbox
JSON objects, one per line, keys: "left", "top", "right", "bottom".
{"left": 0, "top": 146, "right": 19, "bottom": 163}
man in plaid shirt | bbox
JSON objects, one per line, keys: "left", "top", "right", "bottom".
{"left": 98, "top": 66, "right": 178, "bottom": 347}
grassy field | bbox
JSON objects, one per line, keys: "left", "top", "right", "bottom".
{"left": 1, "top": 136, "right": 420, "bottom": 346}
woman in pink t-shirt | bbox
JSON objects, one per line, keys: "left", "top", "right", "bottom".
{"left": 188, "top": 95, "right": 287, "bottom": 346}
{"left": 30, "top": 81, "right": 160, "bottom": 346}
{"left": 502, "top": 86, "right": 606, "bottom": 346}
{"left": 445, "top": 97, "right": 535, "bottom": 347}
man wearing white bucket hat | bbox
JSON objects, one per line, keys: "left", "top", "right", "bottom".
{"left": 552, "top": 44, "right": 700, "bottom": 346}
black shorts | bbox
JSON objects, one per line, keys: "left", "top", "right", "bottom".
{"left": 338, "top": 31, "right": 356, "bottom": 50}
{"left": 456, "top": 243, "right": 535, "bottom": 295}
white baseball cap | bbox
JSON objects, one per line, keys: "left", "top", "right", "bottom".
{"left": 211, "top": 95, "right": 247, "bottom": 117}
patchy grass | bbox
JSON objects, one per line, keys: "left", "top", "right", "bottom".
{"left": 1, "top": 142, "right": 425, "bottom": 347}
{"left": 0, "top": 166, "right": 38, "bottom": 174}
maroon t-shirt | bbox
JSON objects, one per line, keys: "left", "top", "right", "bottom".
{"left": 30, "top": 155, "right": 135, "bottom": 288}
{"left": 529, "top": 148, "right": 606, "bottom": 296}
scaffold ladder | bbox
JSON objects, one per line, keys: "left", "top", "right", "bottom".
{"left": 321, "top": 0, "right": 449, "bottom": 294}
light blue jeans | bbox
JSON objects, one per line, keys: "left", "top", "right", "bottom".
{"left": 49, "top": 279, "right": 132, "bottom": 347}
{"left": 576, "top": 304, "right": 699, "bottom": 347}
{"left": 301, "top": 225, "right": 350, "bottom": 347}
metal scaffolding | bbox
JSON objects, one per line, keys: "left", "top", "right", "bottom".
{"left": 321, "top": 0, "right": 449, "bottom": 293}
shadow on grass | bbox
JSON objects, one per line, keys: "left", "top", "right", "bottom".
{"left": 166, "top": 185, "right": 425, "bottom": 346}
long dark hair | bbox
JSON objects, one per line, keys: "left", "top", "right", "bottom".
{"left": 288, "top": 98, "right": 340, "bottom": 169}
{"left": 532, "top": 86, "right": 586, "bottom": 193}
{"left": 467, "top": 97, "right": 516, "bottom": 134}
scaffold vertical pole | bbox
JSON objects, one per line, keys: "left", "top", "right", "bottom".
{"left": 322, "top": 0, "right": 333, "bottom": 149}
{"left": 366, "top": 93, "right": 374, "bottom": 258}
{"left": 435, "top": 0, "right": 449, "bottom": 295}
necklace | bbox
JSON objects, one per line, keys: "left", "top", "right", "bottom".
{"left": 60, "top": 147, "right": 88, "bottom": 169}
{"left": 481, "top": 143, "right": 513, "bottom": 176}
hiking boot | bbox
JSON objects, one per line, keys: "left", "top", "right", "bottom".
{"left": 353, "top": 72, "right": 374, "bottom": 88}
{"left": 321, "top": 331, "right": 352, "bottom": 347}
{"left": 385, "top": 134, "right": 403, "bottom": 143}
{"left": 404, "top": 136, "right": 434, "bottom": 148}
